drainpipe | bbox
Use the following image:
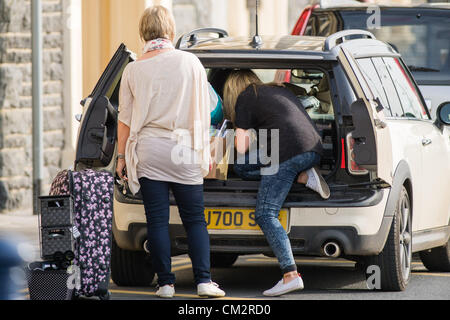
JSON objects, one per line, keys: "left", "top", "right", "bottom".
{"left": 32, "top": 0, "right": 43, "bottom": 215}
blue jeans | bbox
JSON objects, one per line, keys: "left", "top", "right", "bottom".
{"left": 139, "top": 178, "right": 211, "bottom": 286}
{"left": 234, "top": 151, "right": 321, "bottom": 274}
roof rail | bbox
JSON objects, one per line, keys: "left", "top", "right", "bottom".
{"left": 175, "top": 28, "right": 229, "bottom": 49}
{"left": 324, "top": 29, "right": 376, "bottom": 51}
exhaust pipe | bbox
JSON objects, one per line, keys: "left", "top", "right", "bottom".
{"left": 323, "top": 241, "right": 341, "bottom": 258}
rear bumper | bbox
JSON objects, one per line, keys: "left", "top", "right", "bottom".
{"left": 173, "top": 213, "right": 392, "bottom": 256}
{"left": 113, "top": 217, "right": 392, "bottom": 256}
{"left": 113, "top": 187, "right": 391, "bottom": 256}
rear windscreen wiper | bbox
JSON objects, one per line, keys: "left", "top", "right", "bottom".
{"left": 408, "top": 66, "right": 440, "bottom": 72}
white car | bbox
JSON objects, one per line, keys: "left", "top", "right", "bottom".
{"left": 74, "top": 30, "right": 450, "bottom": 292}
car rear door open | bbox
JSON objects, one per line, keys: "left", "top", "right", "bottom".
{"left": 75, "top": 44, "right": 136, "bottom": 172}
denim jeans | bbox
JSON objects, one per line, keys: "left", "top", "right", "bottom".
{"left": 139, "top": 178, "right": 211, "bottom": 286}
{"left": 234, "top": 151, "right": 321, "bottom": 274}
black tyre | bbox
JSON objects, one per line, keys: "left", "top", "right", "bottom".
{"left": 419, "top": 240, "right": 450, "bottom": 272}
{"left": 111, "top": 238, "right": 155, "bottom": 287}
{"left": 210, "top": 253, "right": 239, "bottom": 268}
{"left": 364, "top": 186, "right": 412, "bottom": 291}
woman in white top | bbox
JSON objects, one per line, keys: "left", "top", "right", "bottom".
{"left": 116, "top": 6, "right": 225, "bottom": 299}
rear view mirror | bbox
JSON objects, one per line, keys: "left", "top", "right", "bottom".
{"left": 291, "top": 69, "right": 323, "bottom": 82}
{"left": 437, "top": 102, "right": 450, "bottom": 126}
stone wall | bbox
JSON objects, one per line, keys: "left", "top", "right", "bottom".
{"left": 172, "top": 0, "right": 215, "bottom": 38}
{"left": 0, "top": 0, "right": 65, "bottom": 214}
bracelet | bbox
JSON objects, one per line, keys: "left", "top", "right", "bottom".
{"left": 117, "top": 154, "right": 125, "bottom": 160}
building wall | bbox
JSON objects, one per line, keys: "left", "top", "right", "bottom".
{"left": 0, "top": 0, "right": 65, "bottom": 214}
{"left": 0, "top": 0, "right": 313, "bottom": 215}
{"left": 288, "top": 0, "right": 311, "bottom": 31}
{"left": 173, "top": 0, "right": 216, "bottom": 38}
{"left": 80, "top": 0, "right": 313, "bottom": 97}
{"left": 172, "top": 0, "right": 310, "bottom": 39}
{"left": 82, "top": 0, "right": 147, "bottom": 97}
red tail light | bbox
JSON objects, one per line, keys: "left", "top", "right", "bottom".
{"left": 346, "top": 134, "right": 369, "bottom": 175}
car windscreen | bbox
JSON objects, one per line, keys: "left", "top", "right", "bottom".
{"left": 308, "top": 9, "right": 450, "bottom": 85}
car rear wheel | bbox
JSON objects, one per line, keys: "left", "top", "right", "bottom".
{"left": 210, "top": 253, "right": 239, "bottom": 268}
{"left": 364, "top": 186, "right": 412, "bottom": 291}
{"left": 419, "top": 240, "right": 450, "bottom": 272}
{"left": 111, "top": 238, "right": 155, "bottom": 287}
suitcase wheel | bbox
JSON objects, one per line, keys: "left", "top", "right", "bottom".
{"left": 99, "top": 290, "right": 111, "bottom": 301}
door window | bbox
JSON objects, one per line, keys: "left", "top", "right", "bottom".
{"left": 304, "top": 13, "right": 335, "bottom": 37}
{"left": 357, "top": 58, "right": 392, "bottom": 117}
{"left": 383, "top": 57, "right": 427, "bottom": 119}
{"left": 371, "top": 57, "right": 405, "bottom": 118}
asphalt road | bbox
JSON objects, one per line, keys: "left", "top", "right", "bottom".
{"left": 2, "top": 215, "right": 448, "bottom": 301}
{"left": 30, "top": 254, "right": 446, "bottom": 301}
{"left": 104, "top": 254, "right": 450, "bottom": 301}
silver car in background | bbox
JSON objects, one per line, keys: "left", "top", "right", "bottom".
{"left": 296, "top": 3, "right": 450, "bottom": 119}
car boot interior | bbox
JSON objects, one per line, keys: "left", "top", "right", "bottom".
{"left": 205, "top": 67, "right": 338, "bottom": 193}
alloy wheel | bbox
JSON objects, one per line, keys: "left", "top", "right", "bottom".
{"left": 398, "top": 191, "right": 412, "bottom": 282}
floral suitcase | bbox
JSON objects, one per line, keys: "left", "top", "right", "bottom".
{"left": 49, "top": 169, "right": 114, "bottom": 299}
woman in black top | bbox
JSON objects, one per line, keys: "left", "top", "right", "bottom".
{"left": 223, "top": 70, "right": 330, "bottom": 297}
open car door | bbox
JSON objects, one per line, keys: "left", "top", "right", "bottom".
{"left": 337, "top": 46, "right": 393, "bottom": 186}
{"left": 75, "top": 44, "right": 136, "bottom": 172}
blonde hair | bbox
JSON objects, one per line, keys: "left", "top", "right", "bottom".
{"left": 139, "top": 6, "right": 176, "bottom": 42}
{"left": 223, "top": 70, "right": 263, "bottom": 124}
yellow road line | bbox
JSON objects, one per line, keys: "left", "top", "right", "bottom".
{"left": 109, "top": 289, "right": 259, "bottom": 300}
{"left": 245, "top": 258, "right": 424, "bottom": 266}
{"left": 172, "top": 264, "right": 192, "bottom": 272}
{"left": 172, "top": 258, "right": 192, "bottom": 266}
{"left": 110, "top": 289, "right": 198, "bottom": 299}
{"left": 22, "top": 286, "right": 258, "bottom": 300}
{"left": 296, "top": 259, "right": 354, "bottom": 264}
{"left": 412, "top": 272, "right": 450, "bottom": 278}
{"left": 108, "top": 259, "right": 193, "bottom": 284}
{"left": 245, "top": 258, "right": 355, "bottom": 265}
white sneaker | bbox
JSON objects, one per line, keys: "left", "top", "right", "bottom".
{"left": 197, "top": 281, "right": 226, "bottom": 298}
{"left": 156, "top": 285, "right": 175, "bottom": 298}
{"left": 263, "top": 275, "right": 304, "bottom": 297}
{"left": 306, "top": 167, "right": 331, "bottom": 199}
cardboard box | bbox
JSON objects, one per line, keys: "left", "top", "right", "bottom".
{"left": 205, "top": 132, "right": 233, "bottom": 180}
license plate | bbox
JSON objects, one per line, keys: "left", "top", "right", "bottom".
{"left": 205, "top": 208, "right": 288, "bottom": 231}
